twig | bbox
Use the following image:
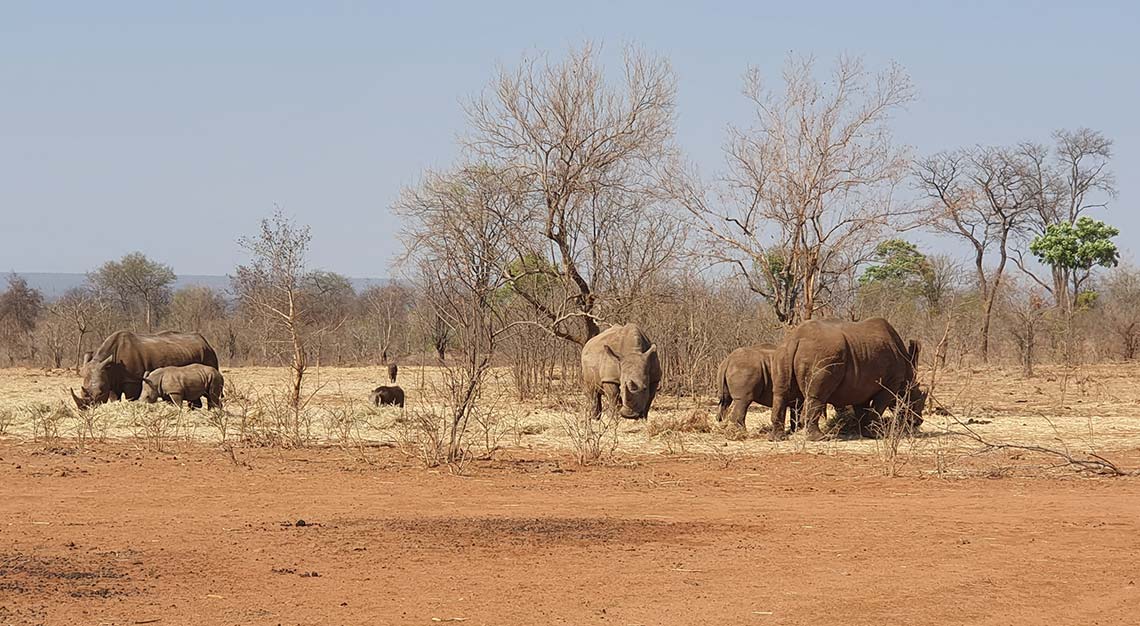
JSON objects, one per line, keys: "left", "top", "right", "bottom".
{"left": 942, "top": 405, "right": 1124, "bottom": 476}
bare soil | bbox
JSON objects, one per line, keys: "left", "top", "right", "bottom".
{"left": 3, "top": 442, "right": 1139, "bottom": 625}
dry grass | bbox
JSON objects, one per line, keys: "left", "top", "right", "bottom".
{"left": 0, "top": 363, "right": 1138, "bottom": 470}
{"left": 645, "top": 409, "right": 712, "bottom": 437}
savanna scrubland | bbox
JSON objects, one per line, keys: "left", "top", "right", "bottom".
{"left": 3, "top": 46, "right": 1139, "bottom": 625}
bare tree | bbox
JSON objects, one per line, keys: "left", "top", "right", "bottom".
{"left": 395, "top": 165, "right": 522, "bottom": 463}
{"left": 89, "top": 252, "right": 175, "bottom": 330}
{"left": 0, "top": 274, "right": 44, "bottom": 364}
{"left": 465, "top": 44, "right": 680, "bottom": 344}
{"left": 1003, "top": 283, "right": 1050, "bottom": 376}
{"left": 674, "top": 55, "right": 916, "bottom": 324}
{"left": 359, "top": 283, "right": 413, "bottom": 363}
{"left": 233, "top": 210, "right": 312, "bottom": 409}
{"left": 304, "top": 271, "right": 355, "bottom": 366}
{"left": 1101, "top": 266, "right": 1140, "bottom": 360}
{"left": 914, "top": 146, "right": 1036, "bottom": 362}
{"left": 49, "top": 287, "right": 108, "bottom": 371}
{"left": 168, "top": 285, "right": 227, "bottom": 332}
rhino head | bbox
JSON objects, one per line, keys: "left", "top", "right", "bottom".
{"left": 74, "top": 353, "right": 117, "bottom": 407}
{"left": 898, "top": 383, "right": 927, "bottom": 430}
{"left": 140, "top": 371, "right": 160, "bottom": 403}
{"left": 605, "top": 344, "right": 658, "bottom": 419}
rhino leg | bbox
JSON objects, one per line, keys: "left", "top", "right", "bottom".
{"left": 123, "top": 382, "right": 143, "bottom": 401}
{"left": 207, "top": 390, "right": 223, "bottom": 410}
{"left": 188, "top": 397, "right": 203, "bottom": 410}
{"left": 769, "top": 395, "right": 791, "bottom": 441}
{"left": 801, "top": 361, "right": 846, "bottom": 440}
{"left": 726, "top": 398, "right": 750, "bottom": 427}
{"left": 716, "top": 396, "right": 731, "bottom": 422}
{"left": 587, "top": 387, "right": 603, "bottom": 419}
{"left": 601, "top": 382, "right": 621, "bottom": 416}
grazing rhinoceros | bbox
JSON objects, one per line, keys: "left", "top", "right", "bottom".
{"left": 72, "top": 331, "right": 219, "bottom": 409}
{"left": 140, "top": 364, "right": 224, "bottom": 409}
{"left": 769, "top": 318, "right": 926, "bottom": 441}
{"left": 581, "top": 324, "right": 661, "bottom": 420}
{"left": 370, "top": 385, "right": 405, "bottom": 407}
{"left": 387, "top": 362, "right": 398, "bottom": 384}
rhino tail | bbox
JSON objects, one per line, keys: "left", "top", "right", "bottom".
{"left": 716, "top": 359, "right": 731, "bottom": 420}
{"left": 907, "top": 340, "right": 920, "bottom": 366}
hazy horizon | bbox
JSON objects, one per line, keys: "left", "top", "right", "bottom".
{"left": 3, "top": 1, "right": 1137, "bottom": 276}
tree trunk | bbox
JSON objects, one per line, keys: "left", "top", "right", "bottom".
{"left": 74, "top": 330, "right": 85, "bottom": 373}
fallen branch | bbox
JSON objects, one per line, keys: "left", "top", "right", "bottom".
{"left": 938, "top": 400, "right": 1125, "bottom": 477}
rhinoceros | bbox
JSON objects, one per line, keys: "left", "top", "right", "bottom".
{"left": 72, "top": 331, "right": 219, "bottom": 409}
{"left": 370, "top": 385, "right": 405, "bottom": 407}
{"left": 716, "top": 343, "right": 806, "bottom": 431}
{"left": 140, "top": 364, "right": 224, "bottom": 409}
{"left": 581, "top": 324, "right": 661, "bottom": 419}
{"left": 769, "top": 318, "right": 926, "bottom": 441}
{"left": 387, "top": 363, "right": 398, "bottom": 384}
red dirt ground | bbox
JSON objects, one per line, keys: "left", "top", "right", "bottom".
{"left": 2, "top": 443, "right": 1139, "bottom": 625}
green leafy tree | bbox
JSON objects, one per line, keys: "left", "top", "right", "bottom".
{"left": 859, "top": 239, "right": 934, "bottom": 292}
{"left": 1029, "top": 217, "right": 1120, "bottom": 309}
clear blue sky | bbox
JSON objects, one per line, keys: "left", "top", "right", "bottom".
{"left": 2, "top": 1, "right": 1137, "bottom": 277}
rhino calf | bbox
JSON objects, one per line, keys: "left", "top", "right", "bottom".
{"left": 370, "top": 385, "right": 405, "bottom": 407}
{"left": 716, "top": 343, "right": 804, "bottom": 431}
{"left": 140, "top": 364, "right": 224, "bottom": 410}
{"left": 387, "top": 363, "right": 398, "bottom": 384}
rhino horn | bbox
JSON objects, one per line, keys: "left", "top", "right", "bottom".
{"left": 70, "top": 387, "right": 87, "bottom": 409}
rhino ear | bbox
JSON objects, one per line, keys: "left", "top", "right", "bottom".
{"left": 99, "top": 354, "right": 114, "bottom": 368}
{"left": 82, "top": 352, "right": 94, "bottom": 365}
{"left": 604, "top": 345, "right": 621, "bottom": 361}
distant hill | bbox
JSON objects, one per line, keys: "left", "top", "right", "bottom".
{"left": 8, "top": 272, "right": 393, "bottom": 300}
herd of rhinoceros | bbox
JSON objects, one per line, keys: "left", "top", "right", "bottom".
{"left": 581, "top": 318, "right": 926, "bottom": 441}
{"left": 69, "top": 317, "right": 926, "bottom": 441}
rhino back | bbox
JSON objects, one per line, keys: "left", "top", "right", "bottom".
{"left": 101, "top": 331, "right": 219, "bottom": 379}
{"left": 791, "top": 318, "right": 913, "bottom": 405}
{"left": 725, "top": 344, "right": 778, "bottom": 404}
{"left": 152, "top": 364, "right": 219, "bottom": 395}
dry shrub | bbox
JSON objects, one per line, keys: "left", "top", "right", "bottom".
{"left": 71, "top": 404, "right": 111, "bottom": 448}
{"left": 320, "top": 403, "right": 369, "bottom": 448}
{"left": 236, "top": 387, "right": 317, "bottom": 448}
{"left": 718, "top": 421, "right": 753, "bottom": 442}
{"left": 467, "top": 373, "right": 526, "bottom": 458}
{"left": 559, "top": 398, "right": 621, "bottom": 465}
{"left": 872, "top": 412, "right": 918, "bottom": 477}
{"left": 645, "top": 410, "right": 712, "bottom": 437}
{"left": 24, "top": 402, "right": 69, "bottom": 445}
{"left": 0, "top": 407, "right": 14, "bottom": 435}
{"left": 519, "top": 422, "right": 547, "bottom": 435}
{"left": 203, "top": 408, "right": 231, "bottom": 443}
{"left": 394, "top": 403, "right": 470, "bottom": 470}
{"left": 121, "top": 402, "right": 182, "bottom": 452}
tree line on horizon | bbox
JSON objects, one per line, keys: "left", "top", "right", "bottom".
{"left": 0, "top": 45, "right": 1133, "bottom": 401}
